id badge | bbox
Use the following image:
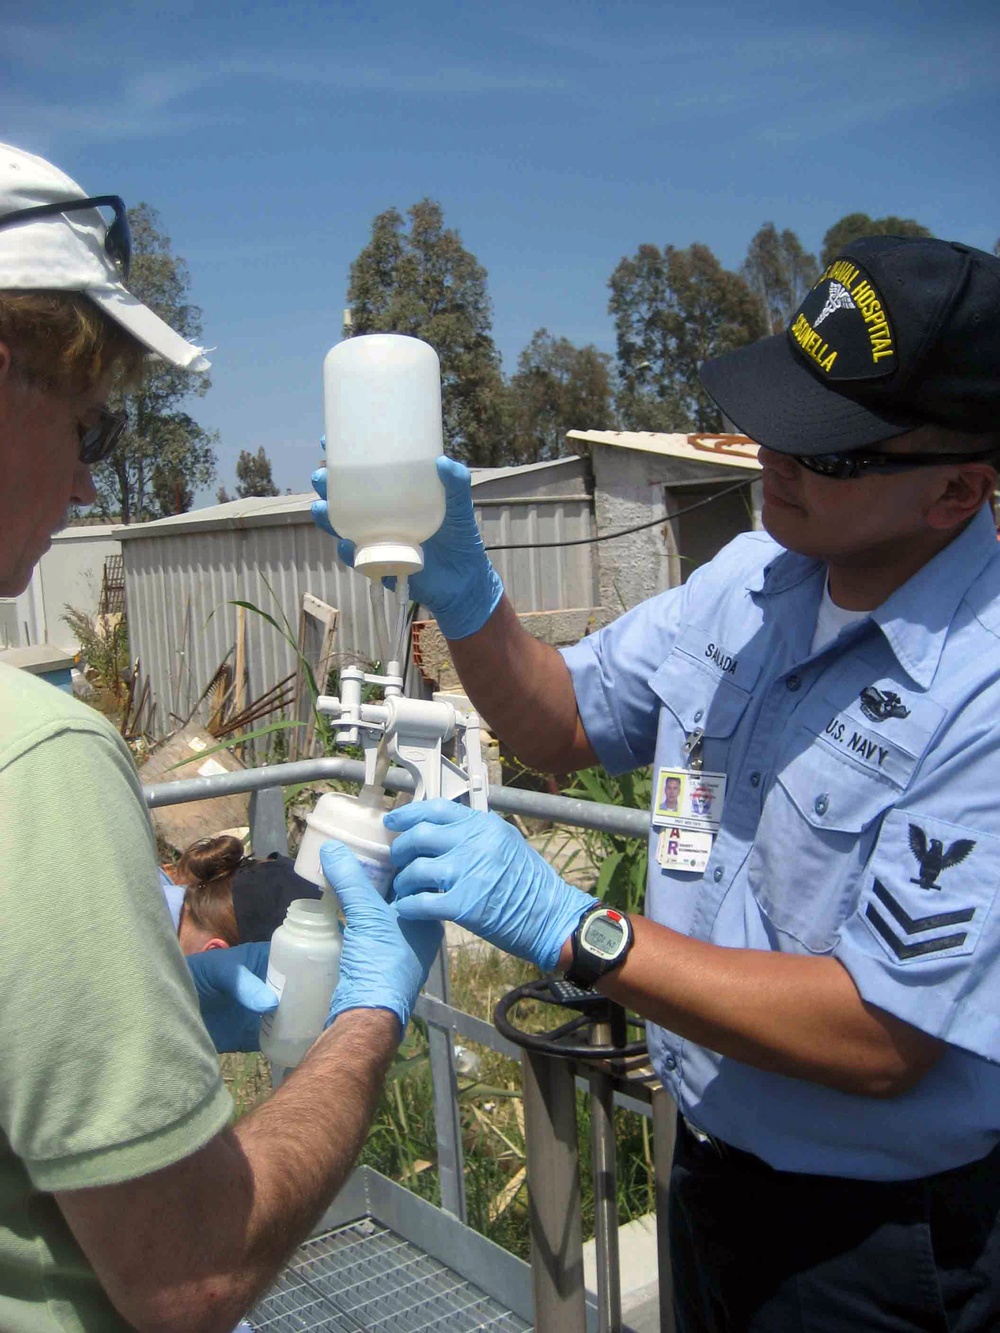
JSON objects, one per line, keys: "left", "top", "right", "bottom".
{"left": 656, "top": 826, "right": 713, "bottom": 873}
{"left": 652, "top": 765, "right": 727, "bottom": 833}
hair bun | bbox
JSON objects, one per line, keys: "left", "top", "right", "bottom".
{"left": 178, "top": 834, "right": 246, "bottom": 885}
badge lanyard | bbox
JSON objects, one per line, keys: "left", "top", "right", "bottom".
{"left": 653, "top": 728, "right": 727, "bottom": 874}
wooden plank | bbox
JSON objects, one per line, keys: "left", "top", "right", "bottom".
{"left": 140, "top": 722, "right": 250, "bottom": 853}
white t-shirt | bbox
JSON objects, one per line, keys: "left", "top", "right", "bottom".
{"left": 811, "top": 578, "right": 869, "bottom": 654}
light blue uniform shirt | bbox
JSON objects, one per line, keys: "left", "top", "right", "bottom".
{"left": 562, "top": 503, "right": 1000, "bottom": 1181}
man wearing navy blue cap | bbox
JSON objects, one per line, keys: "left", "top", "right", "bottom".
{"left": 319, "top": 235, "right": 1000, "bottom": 1330}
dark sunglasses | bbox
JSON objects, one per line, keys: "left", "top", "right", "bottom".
{"left": 79, "top": 407, "right": 128, "bottom": 465}
{"left": 795, "top": 447, "right": 1000, "bottom": 480}
{"left": 0, "top": 195, "right": 131, "bottom": 281}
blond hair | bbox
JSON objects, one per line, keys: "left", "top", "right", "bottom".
{"left": 0, "top": 290, "right": 145, "bottom": 394}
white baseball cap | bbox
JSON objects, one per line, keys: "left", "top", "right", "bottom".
{"left": 0, "top": 142, "right": 210, "bottom": 371}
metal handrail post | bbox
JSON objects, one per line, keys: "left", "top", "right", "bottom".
{"left": 652, "top": 1085, "right": 678, "bottom": 1333}
{"left": 247, "top": 785, "right": 289, "bottom": 857}
{"left": 588, "top": 1021, "right": 623, "bottom": 1333}
{"left": 522, "top": 1048, "right": 586, "bottom": 1331}
{"left": 423, "top": 944, "right": 467, "bottom": 1222}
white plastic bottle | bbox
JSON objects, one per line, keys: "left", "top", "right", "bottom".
{"left": 293, "top": 790, "right": 396, "bottom": 898}
{"left": 323, "top": 333, "right": 446, "bottom": 580}
{"left": 259, "top": 896, "right": 342, "bottom": 1085}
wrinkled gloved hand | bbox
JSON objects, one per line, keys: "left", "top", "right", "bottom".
{"left": 311, "top": 453, "right": 504, "bottom": 640}
{"left": 387, "top": 800, "right": 596, "bottom": 972}
{"left": 187, "top": 941, "right": 277, "bottom": 1054}
{"left": 321, "top": 841, "right": 443, "bottom": 1032}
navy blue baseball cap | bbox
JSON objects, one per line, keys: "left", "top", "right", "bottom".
{"left": 232, "top": 853, "right": 322, "bottom": 942}
{"left": 700, "top": 235, "right": 1000, "bottom": 455}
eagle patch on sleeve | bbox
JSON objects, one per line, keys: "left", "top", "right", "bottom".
{"left": 860, "top": 810, "right": 999, "bottom": 964}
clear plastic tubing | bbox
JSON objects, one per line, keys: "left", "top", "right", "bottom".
{"left": 260, "top": 896, "right": 342, "bottom": 1085}
{"left": 323, "top": 333, "right": 446, "bottom": 580}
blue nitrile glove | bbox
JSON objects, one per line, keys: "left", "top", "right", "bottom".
{"left": 187, "top": 941, "right": 278, "bottom": 1054}
{"left": 321, "top": 840, "right": 443, "bottom": 1032}
{"left": 311, "top": 454, "right": 504, "bottom": 640}
{"left": 387, "top": 800, "right": 597, "bottom": 972}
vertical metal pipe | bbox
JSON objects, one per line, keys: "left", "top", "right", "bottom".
{"left": 424, "top": 944, "right": 467, "bottom": 1221}
{"left": 589, "top": 1022, "right": 622, "bottom": 1333}
{"left": 651, "top": 1085, "right": 678, "bottom": 1333}
{"left": 248, "top": 785, "right": 290, "bottom": 858}
{"left": 522, "top": 1048, "right": 586, "bottom": 1332}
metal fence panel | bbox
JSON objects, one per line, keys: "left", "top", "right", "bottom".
{"left": 122, "top": 471, "right": 595, "bottom": 736}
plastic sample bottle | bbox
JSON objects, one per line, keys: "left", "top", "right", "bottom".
{"left": 259, "top": 896, "right": 342, "bottom": 1084}
{"left": 323, "top": 333, "right": 446, "bottom": 580}
{"left": 294, "top": 790, "right": 397, "bottom": 898}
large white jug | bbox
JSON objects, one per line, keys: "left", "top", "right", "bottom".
{"left": 323, "top": 333, "right": 447, "bottom": 579}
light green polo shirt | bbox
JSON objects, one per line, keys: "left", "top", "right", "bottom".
{"left": 0, "top": 664, "right": 232, "bottom": 1330}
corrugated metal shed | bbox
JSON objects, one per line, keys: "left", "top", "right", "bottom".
{"left": 120, "top": 458, "right": 596, "bottom": 736}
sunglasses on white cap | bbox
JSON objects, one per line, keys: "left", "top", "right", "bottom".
{"left": 0, "top": 194, "right": 131, "bottom": 282}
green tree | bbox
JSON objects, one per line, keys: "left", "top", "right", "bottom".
{"left": 741, "top": 223, "right": 819, "bottom": 334}
{"left": 608, "top": 242, "right": 765, "bottom": 432}
{"left": 508, "top": 329, "right": 616, "bottom": 463}
{"left": 93, "top": 204, "right": 217, "bottom": 522}
{"left": 346, "top": 200, "right": 511, "bottom": 465}
{"left": 148, "top": 413, "right": 217, "bottom": 516}
{"left": 235, "top": 446, "right": 279, "bottom": 498}
{"left": 820, "top": 213, "right": 932, "bottom": 268}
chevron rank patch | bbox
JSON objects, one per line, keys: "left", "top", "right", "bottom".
{"left": 860, "top": 810, "right": 1000, "bottom": 965}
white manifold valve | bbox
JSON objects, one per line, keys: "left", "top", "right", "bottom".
{"left": 293, "top": 660, "right": 490, "bottom": 892}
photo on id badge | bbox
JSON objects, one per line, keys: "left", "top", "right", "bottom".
{"left": 657, "top": 771, "right": 684, "bottom": 815}
{"left": 655, "top": 769, "right": 720, "bottom": 823}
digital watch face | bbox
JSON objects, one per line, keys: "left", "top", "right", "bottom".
{"left": 582, "top": 910, "right": 626, "bottom": 959}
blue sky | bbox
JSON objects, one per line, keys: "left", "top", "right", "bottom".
{"left": 3, "top": 0, "right": 998, "bottom": 500}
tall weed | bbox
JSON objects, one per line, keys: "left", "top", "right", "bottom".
{"left": 541, "top": 766, "right": 651, "bottom": 916}
{"left": 62, "top": 605, "right": 129, "bottom": 697}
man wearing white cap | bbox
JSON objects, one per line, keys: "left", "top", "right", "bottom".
{"left": 0, "top": 142, "right": 441, "bottom": 1332}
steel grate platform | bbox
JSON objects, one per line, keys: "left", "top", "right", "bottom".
{"left": 249, "top": 1217, "right": 532, "bottom": 1332}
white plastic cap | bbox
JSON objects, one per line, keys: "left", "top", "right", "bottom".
{"left": 353, "top": 540, "right": 425, "bottom": 578}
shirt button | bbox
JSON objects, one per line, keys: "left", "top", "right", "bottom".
{"left": 750, "top": 771, "right": 761, "bottom": 787}
{"left": 814, "top": 794, "right": 829, "bottom": 816}
{"left": 786, "top": 674, "right": 801, "bottom": 691}
{"left": 663, "top": 1053, "right": 677, "bottom": 1071}
{"left": 693, "top": 709, "right": 704, "bottom": 722}
{"left": 713, "top": 867, "right": 724, "bottom": 882}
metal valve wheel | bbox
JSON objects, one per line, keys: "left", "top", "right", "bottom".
{"left": 494, "top": 976, "right": 647, "bottom": 1062}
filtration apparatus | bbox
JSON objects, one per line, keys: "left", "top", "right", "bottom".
{"left": 262, "top": 334, "right": 488, "bottom": 1081}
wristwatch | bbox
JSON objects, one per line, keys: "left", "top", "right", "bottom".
{"left": 564, "top": 904, "right": 634, "bottom": 989}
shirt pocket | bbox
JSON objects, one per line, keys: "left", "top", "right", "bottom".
{"left": 648, "top": 650, "right": 752, "bottom": 777}
{"left": 748, "top": 708, "right": 920, "bottom": 953}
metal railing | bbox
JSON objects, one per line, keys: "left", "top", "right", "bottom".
{"left": 146, "top": 757, "right": 676, "bottom": 1333}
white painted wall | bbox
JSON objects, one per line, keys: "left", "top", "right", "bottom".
{"left": 0, "top": 526, "right": 122, "bottom": 650}
{"left": 40, "top": 526, "right": 123, "bottom": 651}
{"left": 590, "top": 443, "right": 760, "bottom": 614}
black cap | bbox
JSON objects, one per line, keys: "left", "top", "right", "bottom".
{"left": 232, "top": 853, "right": 323, "bottom": 943}
{"left": 700, "top": 236, "right": 1000, "bottom": 455}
